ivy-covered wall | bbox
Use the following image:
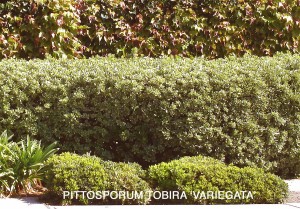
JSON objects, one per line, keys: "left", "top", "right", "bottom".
{"left": 0, "top": 0, "right": 299, "bottom": 59}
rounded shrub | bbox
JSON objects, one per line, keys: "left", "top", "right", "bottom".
{"left": 44, "top": 153, "right": 151, "bottom": 205}
{"left": 102, "top": 161, "right": 151, "bottom": 205}
{"left": 148, "top": 155, "right": 288, "bottom": 204}
{"left": 44, "top": 152, "right": 108, "bottom": 205}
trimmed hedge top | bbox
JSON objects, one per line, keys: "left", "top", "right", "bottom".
{"left": 0, "top": 0, "right": 300, "bottom": 59}
{"left": 0, "top": 53, "right": 300, "bottom": 177}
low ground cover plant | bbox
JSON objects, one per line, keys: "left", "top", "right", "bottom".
{"left": 44, "top": 153, "right": 151, "bottom": 205}
{"left": 0, "top": 53, "right": 299, "bottom": 178}
{"left": 148, "top": 155, "right": 288, "bottom": 204}
{"left": 0, "top": 130, "right": 58, "bottom": 196}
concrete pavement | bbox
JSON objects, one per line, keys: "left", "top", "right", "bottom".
{"left": 0, "top": 198, "right": 299, "bottom": 209}
{"left": 51, "top": 204, "right": 300, "bottom": 209}
{"left": 285, "top": 180, "right": 300, "bottom": 192}
{"left": 0, "top": 201, "right": 299, "bottom": 209}
{"left": 0, "top": 197, "right": 50, "bottom": 208}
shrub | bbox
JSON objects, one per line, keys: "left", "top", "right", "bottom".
{"left": 44, "top": 153, "right": 108, "bottom": 205}
{"left": 0, "top": 53, "right": 299, "bottom": 177}
{"left": 148, "top": 155, "right": 288, "bottom": 204}
{"left": 0, "top": 130, "right": 58, "bottom": 196}
{"left": 102, "top": 161, "right": 151, "bottom": 205}
{"left": 44, "top": 153, "right": 151, "bottom": 205}
{"left": 0, "top": 0, "right": 300, "bottom": 59}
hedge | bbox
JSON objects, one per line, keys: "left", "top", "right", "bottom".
{"left": 44, "top": 153, "right": 151, "bottom": 205}
{"left": 148, "top": 155, "right": 288, "bottom": 204}
{"left": 0, "top": 0, "right": 300, "bottom": 59}
{"left": 0, "top": 53, "right": 299, "bottom": 177}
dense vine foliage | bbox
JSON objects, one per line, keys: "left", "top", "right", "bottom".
{"left": 0, "top": 0, "right": 299, "bottom": 59}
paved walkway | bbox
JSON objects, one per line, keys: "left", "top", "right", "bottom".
{"left": 0, "top": 201, "right": 298, "bottom": 209}
{"left": 285, "top": 180, "right": 300, "bottom": 192}
{"left": 0, "top": 197, "right": 50, "bottom": 209}
{"left": 51, "top": 204, "right": 299, "bottom": 209}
